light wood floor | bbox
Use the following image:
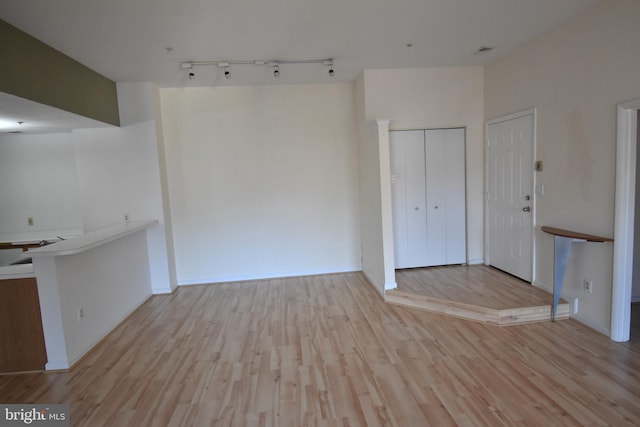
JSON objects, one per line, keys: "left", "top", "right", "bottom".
{"left": 388, "top": 265, "right": 569, "bottom": 325}
{"left": 395, "top": 265, "right": 556, "bottom": 309}
{"left": 1, "top": 272, "right": 640, "bottom": 426}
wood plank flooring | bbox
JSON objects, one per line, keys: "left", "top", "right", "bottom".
{"left": 1, "top": 272, "right": 640, "bottom": 426}
{"left": 394, "top": 265, "right": 557, "bottom": 309}
{"left": 389, "top": 265, "right": 570, "bottom": 325}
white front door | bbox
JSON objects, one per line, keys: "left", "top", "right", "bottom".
{"left": 487, "top": 113, "right": 534, "bottom": 281}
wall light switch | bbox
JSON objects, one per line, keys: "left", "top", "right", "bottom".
{"left": 27, "top": 217, "right": 34, "bottom": 226}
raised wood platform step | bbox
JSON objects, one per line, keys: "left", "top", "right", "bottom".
{"left": 386, "top": 265, "right": 570, "bottom": 326}
{"left": 385, "top": 289, "right": 570, "bottom": 325}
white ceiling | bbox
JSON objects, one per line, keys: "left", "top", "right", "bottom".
{"left": 0, "top": 92, "right": 111, "bottom": 133}
{"left": 1, "top": 0, "right": 600, "bottom": 87}
{"left": 0, "top": 0, "right": 600, "bottom": 132}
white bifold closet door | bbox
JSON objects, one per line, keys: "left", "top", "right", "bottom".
{"left": 390, "top": 128, "right": 466, "bottom": 269}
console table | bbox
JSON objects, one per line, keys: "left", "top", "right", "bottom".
{"left": 541, "top": 226, "right": 613, "bottom": 320}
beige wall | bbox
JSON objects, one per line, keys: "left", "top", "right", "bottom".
{"left": 160, "top": 83, "right": 361, "bottom": 284}
{"left": 634, "top": 110, "right": 640, "bottom": 300}
{"left": 362, "top": 66, "right": 485, "bottom": 264}
{"left": 485, "top": 0, "right": 640, "bottom": 333}
{"left": 0, "top": 20, "right": 119, "bottom": 126}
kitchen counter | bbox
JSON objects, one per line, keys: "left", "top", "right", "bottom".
{"left": 26, "top": 220, "right": 157, "bottom": 258}
{"left": 0, "top": 263, "right": 34, "bottom": 280}
{"left": 27, "top": 219, "right": 159, "bottom": 370}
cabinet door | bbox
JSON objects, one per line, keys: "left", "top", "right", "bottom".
{"left": 390, "top": 130, "right": 428, "bottom": 268}
{"left": 0, "top": 278, "right": 47, "bottom": 373}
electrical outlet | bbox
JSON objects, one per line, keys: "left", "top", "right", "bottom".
{"left": 124, "top": 213, "right": 130, "bottom": 222}
{"left": 77, "top": 307, "right": 85, "bottom": 320}
{"left": 27, "top": 217, "right": 34, "bottom": 226}
{"left": 583, "top": 279, "right": 593, "bottom": 293}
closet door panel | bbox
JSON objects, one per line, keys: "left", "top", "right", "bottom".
{"left": 390, "top": 130, "right": 427, "bottom": 268}
{"left": 444, "top": 128, "right": 467, "bottom": 264}
{"left": 391, "top": 127, "right": 467, "bottom": 269}
{"left": 424, "top": 129, "right": 447, "bottom": 266}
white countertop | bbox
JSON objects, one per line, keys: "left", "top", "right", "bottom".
{"left": 0, "top": 228, "right": 83, "bottom": 246}
{"left": 26, "top": 220, "right": 158, "bottom": 257}
{"left": 0, "top": 263, "right": 34, "bottom": 280}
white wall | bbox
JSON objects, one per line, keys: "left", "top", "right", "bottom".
{"left": 73, "top": 83, "right": 174, "bottom": 293}
{"left": 485, "top": 0, "right": 640, "bottom": 333}
{"left": 160, "top": 84, "right": 361, "bottom": 284}
{"left": 356, "top": 117, "right": 397, "bottom": 296}
{"left": 152, "top": 86, "right": 179, "bottom": 292}
{"left": 633, "top": 110, "right": 640, "bottom": 301}
{"left": 362, "top": 66, "right": 485, "bottom": 264}
{"left": 355, "top": 75, "right": 386, "bottom": 296}
{"left": 60, "top": 231, "right": 151, "bottom": 365}
{"left": 0, "top": 133, "right": 83, "bottom": 241}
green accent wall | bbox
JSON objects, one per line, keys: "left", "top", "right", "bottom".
{"left": 0, "top": 20, "right": 119, "bottom": 126}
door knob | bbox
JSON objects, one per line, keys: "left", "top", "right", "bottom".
{"left": 522, "top": 206, "right": 531, "bottom": 212}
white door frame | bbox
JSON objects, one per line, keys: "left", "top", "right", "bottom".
{"left": 485, "top": 108, "right": 537, "bottom": 283}
{"left": 611, "top": 99, "right": 640, "bottom": 342}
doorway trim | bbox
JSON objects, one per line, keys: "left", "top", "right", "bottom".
{"left": 612, "top": 99, "right": 640, "bottom": 342}
{"left": 484, "top": 108, "right": 537, "bottom": 284}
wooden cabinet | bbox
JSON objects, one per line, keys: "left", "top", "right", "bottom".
{"left": 0, "top": 278, "right": 47, "bottom": 372}
{"left": 390, "top": 128, "right": 466, "bottom": 269}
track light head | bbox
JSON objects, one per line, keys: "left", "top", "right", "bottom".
{"left": 224, "top": 66, "right": 231, "bottom": 79}
{"left": 188, "top": 71, "right": 195, "bottom": 80}
{"left": 328, "top": 63, "right": 334, "bottom": 77}
{"left": 273, "top": 65, "right": 280, "bottom": 79}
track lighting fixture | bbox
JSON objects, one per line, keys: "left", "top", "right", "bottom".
{"left": 180, "top": 58, "right": 334, "bottom": 81}
{"left": 182, "top": 64, "right": 195, "bottom": 80}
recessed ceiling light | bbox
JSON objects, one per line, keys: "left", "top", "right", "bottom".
{"left": 475, "top": 46, "right": 494, "bottom": 54}
{"left": 406, "top": 43, "right": 413, "bottom": 48}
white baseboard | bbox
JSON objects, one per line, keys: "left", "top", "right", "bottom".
{"left": 178, "top": 265, "right": 362, "bottom": 286}
{"left": 570, "top": 313, "right": 611, "bottom": 336}
{"left": 468, "top": 258, "right": 485, "bottom": 265}
{"left": 384, "top": 281, "right": 398, "bottom": 291}
{"left": 533, "top": 280, "right": 553, "bottom": 294}
{"left": 45, "top": 361, "right": 70, "bottom": 371}
{"left": 361, "top": 270, "right": 385, "bottom": 298}
{"left": 63, "top": 293, "right": 152, "bottom": 369}
{"left": 535, "top": 280, "right": 611, "bottom": 337}
{"left": 152, "top": 287, "right": 174, "bottom": 295}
